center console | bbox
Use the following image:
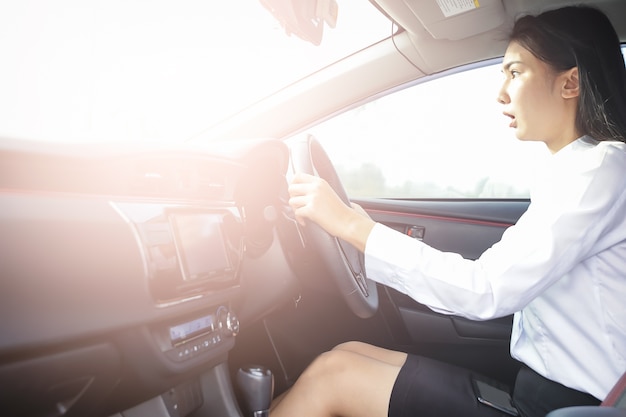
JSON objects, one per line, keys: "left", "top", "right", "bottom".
{"left": 153, "top": 305, "right": 240, "bottom": 363}
{"left": 113, "top": 201, "right": 245, "bottom": 371}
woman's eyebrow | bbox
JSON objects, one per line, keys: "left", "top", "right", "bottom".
{"left": 502, "top": 60, "right": 523, "bottom": 71}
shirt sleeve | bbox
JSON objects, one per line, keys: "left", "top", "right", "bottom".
{"left": 364, "top": 141, "right": 626, "bottom": 320}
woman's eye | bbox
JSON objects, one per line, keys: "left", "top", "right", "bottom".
{"left": 510, "top": 70, "right": 520, "bottom": 78}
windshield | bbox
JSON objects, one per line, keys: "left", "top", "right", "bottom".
{"left": 0, "top": 0, "right": 390, "bottom": 144}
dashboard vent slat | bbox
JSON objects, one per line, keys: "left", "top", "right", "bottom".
{"left": 131, "top": 158, "right": 229, "bottom": 200}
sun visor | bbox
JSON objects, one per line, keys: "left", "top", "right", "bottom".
{"left": 375, "top": 0, "right": 506, "bottom": 40}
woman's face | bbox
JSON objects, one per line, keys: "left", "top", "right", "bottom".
{"left": 498, "top": 41, "right": 579, "bottom": 153}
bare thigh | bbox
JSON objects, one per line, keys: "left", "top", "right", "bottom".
{"left": 333, "top": 341, "right": 407, "bottom": 367}
{"left": 271, "top": 343, "right": 406, "bottom": 417}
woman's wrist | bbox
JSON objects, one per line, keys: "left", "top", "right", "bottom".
{"left": 342, "top": 209, "right": 376, "bottom": 253}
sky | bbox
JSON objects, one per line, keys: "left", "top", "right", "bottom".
{"left": 0, "top": 0, "right": 389, "bottom": 144}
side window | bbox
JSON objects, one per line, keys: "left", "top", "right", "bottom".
{"left": 306, "top": 60, "right": 546, "bottom": 199}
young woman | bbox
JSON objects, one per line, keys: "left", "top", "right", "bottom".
{"left": 280, "top": 5, "right": 626, "bottom": 417}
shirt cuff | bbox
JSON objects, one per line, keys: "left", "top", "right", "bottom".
{"left": 364, "top": 223, "right": 424, "bottom": 289}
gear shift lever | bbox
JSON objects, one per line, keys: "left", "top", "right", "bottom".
{"left": 237, "top": 365, "right": 274, "bottom": 417}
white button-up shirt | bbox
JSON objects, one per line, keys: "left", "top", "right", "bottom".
{"left": 364, "top": 136, "right": 626, "bottom": 400}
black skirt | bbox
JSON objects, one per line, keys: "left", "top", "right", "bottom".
{"left": 388, "top": 355, "right": 600, "bottom": 417}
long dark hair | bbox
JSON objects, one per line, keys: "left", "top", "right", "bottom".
{"left": 510, "top": 6, "right": 626, "bottom": 143}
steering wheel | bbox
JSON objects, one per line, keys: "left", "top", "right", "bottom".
{"left": 288, "top": 134, "right": 378, "bottom": 319}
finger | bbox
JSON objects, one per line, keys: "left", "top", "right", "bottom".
{"left": 288, "top": 175, "right": 323, "bottom": 197}
{"left": 288, "top": 195, "right": 313, "bottom": 219}
{"left": 288, "top": 182, "right": 311, "bottom": 198}
{"left": 295, "top": 213, "right": 307, "bottom": 227}
{"left": 289, "top": 199, "right": 311, "bottom": 226}
{"left": 290, "top": 172, "right": 316, "bottom": 184}
{"left": 288, "top": 194, "right": 305, "bottom": 209}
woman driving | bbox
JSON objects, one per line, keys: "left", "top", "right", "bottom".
{"left": 279, "top": 5, "right": 626, "bottom": 417}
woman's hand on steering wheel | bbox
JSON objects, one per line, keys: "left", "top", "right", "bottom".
{"left": 288, "top": 172, "right": 375, "bottom": 253}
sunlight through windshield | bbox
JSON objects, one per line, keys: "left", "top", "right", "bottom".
{"left": 0, "top": 0, "right": 390, "bottom": 144}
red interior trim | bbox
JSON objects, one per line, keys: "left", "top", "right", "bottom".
{"left": 368, "top": 208, "right": 515, "bottom": 229}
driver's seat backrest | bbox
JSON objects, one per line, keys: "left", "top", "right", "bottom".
{"left": 545, "top": 372, "right": 626, "bottom": 417}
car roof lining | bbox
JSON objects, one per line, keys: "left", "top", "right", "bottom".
{"left": 373, "top": 0, "right": 626, "bottom": 74}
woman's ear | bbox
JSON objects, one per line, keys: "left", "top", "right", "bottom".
{"left": 561, "top": 67, "right": 580, "bottom": 99}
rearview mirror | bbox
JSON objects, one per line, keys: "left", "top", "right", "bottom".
{"left": 259, "top": 0, "right": 338, "bottom": 45}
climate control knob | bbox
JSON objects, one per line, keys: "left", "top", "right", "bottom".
{"left": 217, "top": 306, "right": 239, "bottom": 337}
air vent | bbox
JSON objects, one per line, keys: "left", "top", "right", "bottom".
{"left": 131, "top": 157, "right": 229, "bottom": 200}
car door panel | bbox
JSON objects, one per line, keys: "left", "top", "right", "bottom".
{"left": 358, "top": 198, "right": 528, "bottom": 382}
{"left": 363, "top": 199, "right": 527, "bottom": 257}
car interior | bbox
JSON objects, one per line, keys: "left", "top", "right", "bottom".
{"left": 1, "top": 0, "right": 625, "bottom": 416}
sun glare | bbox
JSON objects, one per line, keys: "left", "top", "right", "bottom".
{"left": 0, "top": 0, "right": 389, "bottom": 144}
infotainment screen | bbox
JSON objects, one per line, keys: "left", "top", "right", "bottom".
{"left": 171, "top": 213, "right": 231, "bottom": 281}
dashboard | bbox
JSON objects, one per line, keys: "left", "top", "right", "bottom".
{"left": 0, "top": 138, "right": 303, "bottom": 416}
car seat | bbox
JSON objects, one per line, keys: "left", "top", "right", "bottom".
{"left": 545, "top": 371, "right": 626, "bottom": 416}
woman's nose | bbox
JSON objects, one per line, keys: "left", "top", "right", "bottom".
{"left": 496, "top": 79, "right": 510, "bottom": 104}
{"left": 496, "top": 90, "right": 509, "bottom": 104}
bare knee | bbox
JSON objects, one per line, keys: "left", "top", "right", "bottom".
{"left": 285, "top": 347, "right": 400, "bottom": 417}
{"left": 302, "top": 349, "right": 353, "bottom": 382}
{"left": 332, "top": 340, "right": 370, "bottom": 353}
{"left": 272, "top": 349, "right": 367, "bottom": 416}
{"left": 293, "top": 348, "right": 366, "bottom": 401}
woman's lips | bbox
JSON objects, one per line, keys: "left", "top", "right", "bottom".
{"left": 503, "top": 112, "right": 516, "bottom": 128}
